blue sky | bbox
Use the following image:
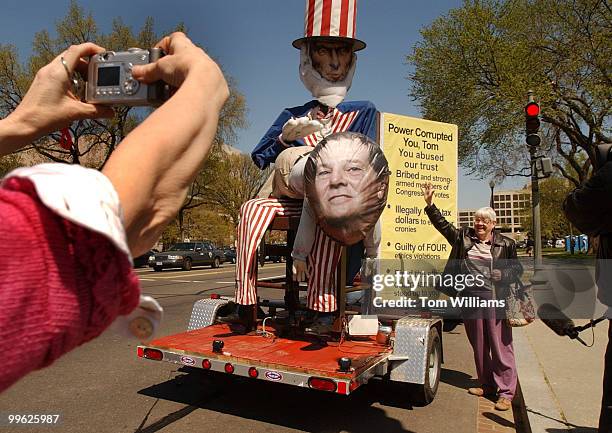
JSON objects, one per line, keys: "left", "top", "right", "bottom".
{"left": 1, "top": 0, "right": 525, "bottom": 208}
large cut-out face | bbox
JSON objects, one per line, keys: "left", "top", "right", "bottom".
{"left": 313, "top": 138, "right": 375, "bottom": 220}
{"left": 304, "top": 132, "right": 390, "bottom": 246}
{"left": 309, "top": 39, "right": 353, "bottom": 82}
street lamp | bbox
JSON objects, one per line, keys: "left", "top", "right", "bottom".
{"left": 489, "top": 180, "right": 495, "bottom": 209}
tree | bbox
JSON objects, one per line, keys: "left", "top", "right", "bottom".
{"left": 520, "top": 176, "right": 574, "bottom": 239}
{"left": 408, "top": 0, "right": 611, "bottom": 186}
{"left": 162, "top": 150, "right": 267, "bottom": 244}
{"left": 203, "top": 151, "right": 270, "bottom": 227}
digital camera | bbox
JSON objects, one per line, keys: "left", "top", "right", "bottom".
{"left": 86, "top": 48, "right": 169, "bottom": 107}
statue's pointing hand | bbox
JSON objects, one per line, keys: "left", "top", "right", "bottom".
{"left": 281, "top": 116, "right": 323, "bottom": 142}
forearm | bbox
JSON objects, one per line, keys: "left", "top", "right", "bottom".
{"left": 292, "top": 200, "right": 317, "bottom": 261}
{"left": 424, "top": 203, "right": 458, "bottom": 244}
{"left": 364, "top": 221, "right": 381, "bottom": 258}
{"left": 0, "top": 113, "right": 38, "bottom": 157}
{"left": 102, "top": 61, "right": 227, "bottom": 255}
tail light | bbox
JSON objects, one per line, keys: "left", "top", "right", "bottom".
{"left": 210, "top": 294, "right": 221, "bottom": 299}
{"left": 202, "top": 359, "right": 211, "bottom": 370}
{"left": 224, "top": 363, "right": 234, "bottom": 374}
{"left": 308, "top": 377, "right": 337, "bottom": 392}
{"left": 248, "top": 367, "right": 258, "bottom": 378}
{"left": 143, "top": 348, "right": 163, "bottom": 361}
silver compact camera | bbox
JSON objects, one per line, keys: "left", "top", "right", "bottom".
{"left": 86, "top": 48, "right": 169, "bottom": 107}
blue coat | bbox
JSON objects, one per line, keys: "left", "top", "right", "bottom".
{"left": 251, "top": 100, "right": 378, "bottom": 169}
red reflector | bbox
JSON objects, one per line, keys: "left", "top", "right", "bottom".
{"left": 224, "top": 363, "right": 234, "bottom": 374}
{"left": 202, "top": 359, "right": 211, "bottom": 370}
{"left": 337, "top": 381, "right": 348, "bottom": 394}
{"left": 248, "top": 367, "right": 259, "bottom": 378}
{"left": 137, "top": 347, "right": 144, "bottom": 358}
{"left": 143, "top": 348, "right": 163, "bottom": 361}
{"left": 210, "top": 294, "right": 221, "bottom": 299}
{"left": 525, "top": 102, "right": 540, "bottom": 117}
{"left": 308, "top": 377, "right": 337, "bottom": 392}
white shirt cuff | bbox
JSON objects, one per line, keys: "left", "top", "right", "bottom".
{"left": 3, "top": 163, "right": 130, "bottom": 260}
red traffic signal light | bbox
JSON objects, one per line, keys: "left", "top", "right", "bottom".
{"left": 525, "top": 102, "right": 540, "bottom": 117}
{"left": 525, "top": 101, "right": 541, "bottom": 146}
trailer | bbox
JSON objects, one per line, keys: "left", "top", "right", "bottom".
{"left": 137, "top": 214, "right": 444, "bottom": 405}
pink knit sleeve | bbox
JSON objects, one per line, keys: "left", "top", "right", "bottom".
{"left": 0, "top": 177, "right": 140, "bottom": 392}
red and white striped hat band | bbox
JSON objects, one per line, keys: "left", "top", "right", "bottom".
{"left": 292, "top": 0, "right": 366, "bottom": 51}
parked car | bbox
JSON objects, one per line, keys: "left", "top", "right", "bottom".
{"left": 151, "top": 241, "right": 225, "bottom": 271}
{"left": 555, "top": 239, "right": 565, "bottom": 248}
{"left": 133, "top": 249, "right": 158, "bottom": 268}
{"left": 223, "top": 247, "right": 236, "bottom": 264}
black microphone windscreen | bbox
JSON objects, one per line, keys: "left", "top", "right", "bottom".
{"left": 537, "top": 303, "right": 576, "bottom": 337}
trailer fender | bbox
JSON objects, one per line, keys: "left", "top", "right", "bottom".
{"left": 389, "top": 316, "right": 442, "bottom": 385}
{"left": 188, "top": 297, "right": 235, "bottom": 331}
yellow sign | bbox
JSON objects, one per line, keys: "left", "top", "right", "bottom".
{"left": 378, "top": 113, "right": 458, "bottom": 261}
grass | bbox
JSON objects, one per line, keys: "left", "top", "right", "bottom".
{"left": 519, "top": 247, "right": 594, "bottom": 260}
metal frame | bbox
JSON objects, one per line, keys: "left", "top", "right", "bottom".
{"left": 389, "top": 316, "right": 442, "bottom": 384}
{"left": 187, "top": 297, "right": 234, "bottom": 331}
{"left": 137, "top": 345, "right": 385, "bottom": 396}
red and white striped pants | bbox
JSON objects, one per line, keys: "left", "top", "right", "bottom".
{"left": 234, "top": 197, "right": 342, "bottom": 312}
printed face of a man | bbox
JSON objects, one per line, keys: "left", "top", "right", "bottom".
{"left": 309, "top": 39, "right": 353, "bottom": 82}
{"left": 314, "top": 138, "right": 376, "bottom": 221}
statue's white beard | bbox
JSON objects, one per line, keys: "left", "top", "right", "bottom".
{"left": 299, "top": 46, "right": 356, "bottom": 108}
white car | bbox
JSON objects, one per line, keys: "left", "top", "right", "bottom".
{"left": 555, "top": 239, "right": 566, "bottom": 248}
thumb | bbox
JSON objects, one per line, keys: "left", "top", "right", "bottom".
{"left": 131, "top": 62, "right": 163, "bottom": 84}
{"left": 75, "top": 102, "right": 115, "bottom": 120}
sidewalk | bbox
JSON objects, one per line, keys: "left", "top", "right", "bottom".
{"left": 514, "top": 319, "right": 607, "bottom": 432}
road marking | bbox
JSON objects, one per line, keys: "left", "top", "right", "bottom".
{"left": 138, "top": 278, "right": 156, "bottom": 281}
{"left": 260, "top": 274, "right": 285, "bottom": 281}
{"left": 143, "top": 264, "right": 285, "bottom": 279}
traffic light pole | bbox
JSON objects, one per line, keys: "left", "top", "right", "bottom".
{"left": 529, "top": 142, "right": 543, "bottom": 267}
{"left": 525, "top": 90, "right": 543, "bottom": 268}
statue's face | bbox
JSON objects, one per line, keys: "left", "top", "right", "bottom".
{"left": 309, "top": 39, "right": 353, "bottom": 82}
{"left": 313, "top": 137, "right": 375, "bottom": 221}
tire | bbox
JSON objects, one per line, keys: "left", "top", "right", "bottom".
{"left": 182, "top": 258, "right": 192, "bottom": 271}
{"left": 407, "top": 327, "right": 442, "bottom": 406}
{"left": 442, "top": 319, "right": 461, "bottom": 333}
{"left": 211, "top": 257, "right": 220, "bottom": 268}
{"left": 153, "top": 266, "right": 163, "bottom": 272}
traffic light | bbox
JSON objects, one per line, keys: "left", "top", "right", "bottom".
{"left": 525, "top": 101, "right": 541, "bottom": 147}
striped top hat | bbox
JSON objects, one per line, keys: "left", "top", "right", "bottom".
{"left": 292, "top": 0, "right": 366, "bottom": 51}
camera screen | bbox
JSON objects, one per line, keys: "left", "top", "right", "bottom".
{"left": 97, "top": 66, "right": 120, "bottom": 86}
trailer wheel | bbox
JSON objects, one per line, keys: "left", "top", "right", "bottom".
{"left": 408, "top": 327, "right": 441, "bottom": 406}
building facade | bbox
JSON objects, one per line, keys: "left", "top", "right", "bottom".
{"left": 459, "top": 188, "right": 531, "bottom": 240}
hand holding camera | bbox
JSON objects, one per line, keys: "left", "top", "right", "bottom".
{"left": 6, "top": 42, "right": 115, "bottom": 147}
{"left": 86, "top": 47, "right": 169, "bottom": 107}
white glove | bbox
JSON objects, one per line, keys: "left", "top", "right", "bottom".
{"left": 292, "top": 259, "right": 309, "bottom": 282}
{"left": 280, "top": 116, "right": 323, "bottom": 142}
